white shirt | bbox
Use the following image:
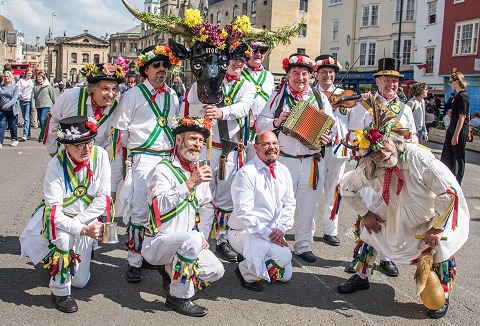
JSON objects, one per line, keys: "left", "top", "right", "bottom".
{"left": 17, "top": 78, "right": 34, "bottom": 101}
{"left": 146, "top": 156, "right": 212, "bottom": 236}
{"left": 258, "top": 84, "right": 334, "bottom": 156}
{"left": 241, "top": 66, "right": 275, "bottom": 128}
{"left": 407, "top": 97, "right": 427, "bottom": 134}
{"left": 113, "top": 79, "right": 180, "bottom": 151}
{"left": 228, "top": 155, "right": 295, "bottom": 237}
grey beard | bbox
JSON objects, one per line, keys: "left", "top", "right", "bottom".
{"left": 179, "top": 146, "right": 201, "bottom": 162}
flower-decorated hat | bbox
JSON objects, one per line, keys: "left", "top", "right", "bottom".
{"left": 373, "top": 57, "right": 404, "bottom": 79}
{"left": 56, "top": 116, "right": 98, "bottom": 144}
{"left": 249, "top": 40, "right": 270, "bottom": 53}
{"left": 80, "top": 56, "right": 129, "bottom": 84}
{"left": 229, "top": 41, "right": 251, "bottom": 61}
{"left": 314, "top": 54, "right": 342, "bottom": 73}
{"left": 282, "top": 53, "right": 316, "bottom": 73}
{"left": 135, "top": 45, "right": 181, "bottom": 78}
{"left": 170, "top": 116, "right": 212, "bottom": 139}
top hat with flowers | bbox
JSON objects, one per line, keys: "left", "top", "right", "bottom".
{"left": 170, "top": 116, "right": 212, "bottom": 139}
{"left": 314, "top": 54, "right": 342, "bottom": 73}
{"left": 80, "top": 56, "right": 129, "bottom": 84}
{"left": 373, "top": 57, "right": 404, "bottom": 79}
{"left": 282, "top": 53, "right": 316, "bottom": 73}
{"left": 229, "top": 41, "right": 251, "bottom": 61}
{"left": 56, "top": 116, "right": 98, "bottom": 144}
{"left": 135, "top": 45, "right": 182, "bottom": 78}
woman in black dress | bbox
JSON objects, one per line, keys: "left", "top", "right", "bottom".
{"left": 440, "top": 70, "right": 469, "bottom": 184}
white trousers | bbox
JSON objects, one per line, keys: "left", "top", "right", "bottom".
{"left": 142, "top": 231, "right": 224, "bottom": 299}
{"left": 127, "top": 154, "right": 165, "bottom": 267}
{"left": 199, "top": 147, "right": 239, "bottom": 243}
{"left": 321, "top": 150, "right": 347, "bottom": 236}
{"left": 278, "top": 155, "right": 324, "bottom": 255}
{"left": 228, "top": 229, "right": 292, "bottom": 283}
{"left": 50, "top": 230, "right": 94, "bottom": 296}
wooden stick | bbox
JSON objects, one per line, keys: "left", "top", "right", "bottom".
{"left": 206, "top": 124, "right": 212, "bottom": 161}
{"left": 415, "top": 235, "right": 448, "bottom": 241}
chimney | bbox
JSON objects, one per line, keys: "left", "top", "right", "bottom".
{"left": 36, "top": 36, "right": 39, "bottom": 46}
{"left": 84, "top": 30, "right": 88, "bottom": 34}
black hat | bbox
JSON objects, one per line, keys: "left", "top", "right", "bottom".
{"left": 282, "top": 53, "right": 316, "bottom": 73}
{"left": 373, "top": 58, "right": 404, "bottom": 79}
{"left": 314, "top": 54, "right": 342, "bottom": 73}
{"left": 171, "top": 116, "right": 211, "bottom": 139}
{"left": 80, "top": 62, "right": 126, "bottom": 85}
{"left": 56, "top": 116, "right": 98, "bottom": 144}
{"left": 136, "top": 45, "right": 181, "bottom": 78}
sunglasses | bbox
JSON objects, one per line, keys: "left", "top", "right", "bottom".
{"left": 449, "top": 79, "right": 456, "bottom": 84}
{"left": 151, "top": 60, "right": 171, "bottom": 69}
{"left": 253, "top": 48, "right": 268, "bottom": 55}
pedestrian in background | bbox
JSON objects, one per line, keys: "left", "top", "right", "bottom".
{"left": 126, "top": 76, "right": 136, "bottom": 90}
{"left": 407, "top": 82, "right": 429, "bottom": 143}
{"left": 443, "top": 109, "right": 452, "bottom": 129}
{"left": 17, "top": 68, "right": 34, "bottom": 141}
{"left": 32, "top": 72, "right": 56, "bottom": 130}
{"left": 0, "top": 70, "right": 20, "bottom": 148}
{"left": 172, "top": 76, "right": 186, "bottom": 107}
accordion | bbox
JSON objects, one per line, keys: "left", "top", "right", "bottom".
{"left": 282, "top": 100, "right": 335, "bottom": 150}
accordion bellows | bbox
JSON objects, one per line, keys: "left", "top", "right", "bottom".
{"left": 282, "top": 100, "right": 335, "bottom": 150}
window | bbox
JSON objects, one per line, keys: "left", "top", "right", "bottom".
{"left": 82, "top": 53, "right": 89, "bottom": 63}
{"left": 233, "top": 5, "right": 239, "bottom": 18}
{"left": 300, "top": 0, "right": 308, "bottom": 12}
{"left": 94, "top": 54, "right": 100, "bottom": 64}
{"left": 153, "top": 6, "right": 157, "bottom": 14}
{"left": 252, "top": 0, "right": 257, "bottom": 15}
{"left": 425, "top": 47, "right": 434, "bottom": 74}
{"left": 393, "top": 39, "right": 412, "bottom": 65}
{"left": 331, "top": 52, "right": 338, "bottom": 61}
{"left": 210, "top": 14, "right": 213, "bottom": 23}
{"left": 362, "top": 4, "right": 379, "bottom": 27}
{"left": 297, "top": 48, "right": 306, "bottom": 54}
{"left": 428, "top": 1, "right": 436, "bottom": 24}
{"left": 329, "top": 0, "right": 343, "bottom": 5}
{"left": 454, "top": 20, "right": 479, "bottom": 55}
{"left": 242, "top": 3, "right": 247, "bottom": 15}
{"left": 359, "top": 41, "right": 376, "bottom": 66}
{"left": 131, "top": 43, "right": 137, "bottom": 52}
{"left": 299, "top": 24, "right": 307, "bottom": 37}
{"left": 395, "top": 0, "right": 415, "bottom": 22}
{"left": 71, "top": 52, "right": 77, "bottom": 64}
{"left": 332, "top": 20, "right": 339, "bottom": 41}
{"left": 216, "top": 11, "right": 221, "bottom": 24}
{"left": 453, "top": 0, "right": 465, "bottom": 3}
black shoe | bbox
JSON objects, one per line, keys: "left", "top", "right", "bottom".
{"left": 344, "top": 259, "right": 356, "bottom": 273}
{"left": 323, "top": 234, "right": 340, "bottom": 246}
{"left": 142, "top": 258, "right": 157, "bottom": 269}
{"left": 51, "top": 293, "right": 78, "bottom": 313}
{"left": 157, "top": 265, "right": 171, "bottom": 291}
{"left": 337, "top": 274, "right": 370, "bottom": 294}
{"left": 379, "top": 260, "right": 399, "bottom": 277}
{"left": 165, "top": 294, "right": 208, "bottom": 317}
{"left": 235, "top": 267, "right": 263, "bottom": 291}
{"left": 237, "top": 253, "right": 245, "bottom": 263}
{"left": 297, "top": 251, "right": 316, "bottom": 262}
{"left": 216, "top": 242, "right": 238, "bottom": 262}
{"left": 428, "top": 297, "right": 449, "bottom": 319}
{"left": 126, "top": 265, "right": 142, "bottom": 283}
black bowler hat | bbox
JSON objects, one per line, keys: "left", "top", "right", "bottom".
{"left": 136, "top": 45, "right": 181, "bottom": 78}
{"left": 282, "top": 53, "right": 316, "bottom": 73}
{"left": 56, "top": 116, "right": 98, "bottom": 144}
{"left": 171, "top": 116, "right": 211, "bottom": 139}
{"left": 314, "top": 54, "right": 342, "bottom": 73}
{"left": 373, "top": 58, "right": 404, "bottom": 79}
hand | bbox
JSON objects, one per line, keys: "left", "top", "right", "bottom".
{"left": 423, "top": 134, "right": 429, "bottom": 141}
{"left": 320, "top": 133, "right": 332, "bottom": 146}
{"left": 424, "top": 228, "right": 444, "bottom": 247}
{"left": 186, "top": 165, "right": 212, "bottom": 189}
{"left": 451, "top": 135, "right": 458, "bottom": 145}
{"left": 81, "top": 222, "right": 104, "bottom": 240}
{"left": 111, "top": 192, "right": 116, "bottom": 203}
{"left": 31, "top": 107, "right": 36, "bottom": 113}
{"left": 274, "top": 111, "right": 290, "bottom": 128}
{"left": 363, "top": 210, "right": 385, "bottom": 234}
{"left": 359, "top": 92, "right": 372, "bottom": 102}
{"left": 201, "top": 237, "right": 209, "bottom": 250}
{"left": 204, "top": 104, "right": 223, "bottom": 119}
{"left": 269, "top": 228, "right": 288, "bottom": 247}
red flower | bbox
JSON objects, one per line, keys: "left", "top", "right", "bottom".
{"left": 365, "top": 128, "right": 383, "bottom": 143}
{"left": 282, "top": 58, "right": 290, "bottom": 70}
{"left": 297, "top": 56, "right": 303, "bottom": 63}
{"left": 85, "top": 120, "right": 97, "bottom": 133}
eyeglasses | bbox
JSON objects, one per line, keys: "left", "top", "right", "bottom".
{"left": 151, "top": 60, "right": 171, "bottom": 69}
{"left": 256, "top": 141, "right": 279, "bottom": 148}
{"left": 73, "top": 140, "right": 94, "bottom": 151}
{"left": 253, "top": 48, "right": 268, "bottom": 55}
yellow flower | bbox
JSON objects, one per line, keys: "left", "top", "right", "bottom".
{"left": 219, "top": 29, "right": 228, "bottom": 38}
{"left": 353, "top": 129, "right": 371, "bottom": 151}
{"left": 155, "top": 45, "right": 166, "bottom": 55}
{"left": 184, "top": 8, "right": 202, "bottom": 27}
{"left": 235, "top": 15, "right": 252, "bottom": 33}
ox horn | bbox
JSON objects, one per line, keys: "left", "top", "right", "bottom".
{"left": 121, "top": 0, "right": 141, "bottom": 19}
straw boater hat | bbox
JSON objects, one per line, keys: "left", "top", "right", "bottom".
{"left": 79, "top": 56, "right": 130, "bottom": 84}
{"left": 56, "top": 116, "right": 98, "bottom": 144}
{"left": 170, "top": 116, "right": 211, "bottom": 139}
{"left": 373, "top": 58, "right": 404, "bottom": 79}
{"left": 135, "top": 45, "right": 181, "bottom": 78}
{"left": 282, "top": 53, "right": 316, "bottom": 73}
{"left": 314, "top": 54, "right": 342, "bottom": 73}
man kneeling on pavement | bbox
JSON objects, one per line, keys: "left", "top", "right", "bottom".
{"left": 142, "top": 116, "right": 224, "bottom": 317}
{"left": 228, "top": 130, "right": 295, "bottom": 291}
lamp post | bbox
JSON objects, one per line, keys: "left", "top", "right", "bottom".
{"left": 396, "top": 0, "right": 403, "bottom": 71}
{"left": 51, "top": 13, "right": 56, "bottom": 36}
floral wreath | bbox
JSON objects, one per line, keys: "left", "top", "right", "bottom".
{"left": 135, "top": 45, "right": 181, "bottom": 72}
{"left": 56, "top": 117, "right": 98, "bottom": 141}
{"left": 314, "top": 57, "right": 342, "bottom": 72}
{"left": 170, "top": 115, "right": 212, "bottom": 132}
{"left": 80, "top": 57, "right": 129, "bottom": 79}
{"left": 282, "top": 55, "right": 316, "bottom": 71}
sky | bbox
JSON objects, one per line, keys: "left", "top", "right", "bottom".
{"left": 1, "top": 0, "right": 146, "bottom": 44}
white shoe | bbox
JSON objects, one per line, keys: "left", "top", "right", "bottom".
{"left": 11, "top": 140, "right": 18, "bottom": 147}
{"left": 0, "top": 144, "right": 3, "bottom": 149}
{"left": 20, "top": 136, "right": 27, "bottom": 142}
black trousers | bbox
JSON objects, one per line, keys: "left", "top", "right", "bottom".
{"left": 440, "top": 126, "right": 468, "bottom": 185}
